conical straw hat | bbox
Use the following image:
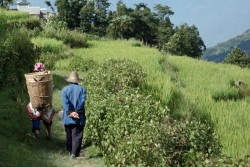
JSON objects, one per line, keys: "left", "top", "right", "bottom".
{"left": 66, "top": 71, "right": 83, "bottom": 83}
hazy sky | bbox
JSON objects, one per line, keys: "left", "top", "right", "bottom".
{"left": 24, "top": 0, "right": 250, "bottom": 47}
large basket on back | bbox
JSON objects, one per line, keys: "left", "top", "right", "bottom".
{"left": 24, "top": 71, "right": 53, "bottom": 108}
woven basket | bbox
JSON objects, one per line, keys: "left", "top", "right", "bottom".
{"left": 24, "top": 71, "right": 52, "bottom": 83}
{"left": 24, "top": 71, "right": 53, "bottom": 107}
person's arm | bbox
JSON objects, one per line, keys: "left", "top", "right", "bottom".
{"left": 61, "top": 89, "right": 71, "bottom": 115}
{"left": 75, "top": 88, "right": 87, "bottom": 114}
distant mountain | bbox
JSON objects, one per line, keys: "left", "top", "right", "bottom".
{"left": 202, "top": 29, "right": 250, "bottom": 62}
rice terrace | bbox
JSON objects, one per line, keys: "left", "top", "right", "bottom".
{"left": 1, "top": 1, "right": 250, "bottom": 166}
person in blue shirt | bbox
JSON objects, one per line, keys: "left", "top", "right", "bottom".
{"left": 61, "top": 71, "right": 87, "bottom": 159}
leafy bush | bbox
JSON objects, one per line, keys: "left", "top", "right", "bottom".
{"left": 31, "top": 36, "right": 73, "bottom": 70}
{"left": 86, "top": 59, "right": 146, "bottom": 93}
{"left": 0, "top": 11, "right": 7, "bottom": 37}
{"left": 58, "top": 29, "right": 88, "bottom": 48}
{"left": 32, "top": 37, "right": 69, "bottom": 54}
{"left": 102, "top": 116, "right": 221, "bottom": 167}
{"left": 40, "top": 27, "right": 88, "bottom": 48}
{"left": 7, "top": 17, "right": 42, "bottom": 30}
{"left": 3, "top": 10, "right": 29, "bottom": 20}
{"left": 161, "top": 117, "right": 221, "bottom": 166}
{"left": 68, "top": 56, "right": 98, "bottom": 72}
{"left": 84, "top": 59, "right": 163, "bottom": 165}
{"left": 223, "top": 47, "right": 249, "bottom": 68}
{"left": 0, "top": 28, "right": 35, "bottom": 87}
{"left": 43, "top": 16, "right": 67, "bottom": 30}
{"left": 40, "top": 27, "right": 57, "bottom": 38}
{"left": 83, "top": 58, "right": 223, "bottom": 166}
{"left": 131, "top": 41, "right": 143, "bottom": 47}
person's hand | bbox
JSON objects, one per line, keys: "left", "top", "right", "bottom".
{"left": 69, "top": 111, "right": 80, "bottom": 119}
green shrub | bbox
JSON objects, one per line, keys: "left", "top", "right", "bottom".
{"left": 43, "top": 16, "right": 67, "bottom": 30}
{"left": 40, "top": 28, "right": 88, "bottom": 48}
{"left": 84, "top": 58, "right": 222, "bottom": 166}
{"left": 100, "top": 115, "right": 221, "bottom": 167}
{"left": 32, "top": 37, "right": 69, "bottom": 54}
{"left": 84, "top": 59, "right": 167, "bottom": 166}
{"left": 58, "top": 29, "right": 88, "bottom": 48}
{"left": 40, "top": 27, "right": 57, "bottom": 38}
{"left": 86, "top": 59, "right": 146, "bottom": 93}
{"left": 0, "top": 11, "right": 7, "bottom": 37}
{"left": 162, "top": 117, "right": 221, "bottom": 166}
{"left": 0, "top": 12, "right": 7, "bottom": 84}
{"left": 131, "top": 39, "right": 143, "bottom": 47}
{"left": 3, "top": 10, "right": 29, "bottom": 20}
{"left": 68, "top": 56, "right": 98, "bottom": 72}
{"left": 104, "top": 121, "right": 168, "bottom": 166}
{"left": 7, "top": 17, "right": 42, "bottom": 30}
{"left": 223, "top": 47, "right": 249, "bottom": 68}
{"left": 31, "top": 36, "right": 72, "bottom": 70}
{"left": 0, "top": 28, "right": 35, "bottom": 87}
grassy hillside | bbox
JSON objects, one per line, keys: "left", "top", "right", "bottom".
{"left": 0, "top": 39, "right": 174, "bottom": 167}
{"left": 1, "top": 38, "right": 250, "bottom": 166}
{"left": 170, "top": 56, "right": 250, "bottom": 157}
{"left": 55, "top": 40, "right": 174, "bottom": 105}
{"left": 57, "top": 39, "right": 250, "bottom": 158}
{"left": 203, "top": 29, "right": 250, "bottom": 62}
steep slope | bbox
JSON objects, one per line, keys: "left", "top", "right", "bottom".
{"left": 202, "top": 29, "right": 250, "bottom": 62}
{"left": 170, "top": 55, "right": 250, "bottom": 157}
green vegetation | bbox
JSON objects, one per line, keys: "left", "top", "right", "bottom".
{"left": 170, "top": 56, "right": 250, "bottom": 157}
{"left": 2, "top": 6, "right": 250, "bottom": 167}
{"left": 164, "top": 23, "right": 206, "bottom": 58}
{"left": 54, "top": 0, "right": 205, "bottom": 58}
{"left": 223, "top": 47, "right": 249, "bottom": 68}
{"left": 0, "top": 9, "right": 29, "bottom": 20}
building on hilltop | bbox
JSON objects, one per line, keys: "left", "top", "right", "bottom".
{"left": 15, "top": 0, "right": 53, "bottom": 20}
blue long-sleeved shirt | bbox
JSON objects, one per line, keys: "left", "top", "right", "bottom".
{"left": 61, "top": 83, "right": 87, "bottom": 126}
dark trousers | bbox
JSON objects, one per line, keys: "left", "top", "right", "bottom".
{"left": 64, "top": 124, "right": 84, "bottom": 156}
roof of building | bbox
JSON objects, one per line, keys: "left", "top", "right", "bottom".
{"left": 16, "top": 1, "right": 30, "bottom": 5}
{"left": 16, "top": 0, "right": 48, "bottom": 15}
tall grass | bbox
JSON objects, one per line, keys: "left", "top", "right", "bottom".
{"left": 55, "top": 39, "right": 174, "bottom": 105}
{"left": 0, "top": 9, "right": 29, "bottom": 20}
{"left": 32, "top": 37, "right": 69, "bottom": 54}
{"left": 170, "top": 56, "right": 250, "bottom": 157}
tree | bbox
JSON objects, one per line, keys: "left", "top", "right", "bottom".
{"left": 55, "top": 0, "right": 86, "bottom": 29}
{"left": 92, "top": 0, "right": 110, "bottom": 36}
{"left": 0, "top": 0, "right": 14, "bottom": 8}
{"left": 80, "top": 0, "right": 94, "bottom": 33}
{"left": 107, "top": 15, "right": 133, "bottom": 39}
{"left": 132, "top": 3, "right": 158, "bottom": 45}
{"left": 116, "top": 0, "right": 128, "bottom": 16}
{"left": 80, "top": 0, "right": 110, "bottom": 36}
{"left": 153, "top": 4, "right": 174, "bottom": 21}
{"left": 153, "top": 4, "right": 174, "bottom": 49}
{"left": 223, "top": 47, "right": 249, "bottom": 68}
{"left": 164, "top": 23, "right": 206, "bottom": 58}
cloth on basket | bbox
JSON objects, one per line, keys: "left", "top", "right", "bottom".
{"left": 26, "top": 102, "right": 41, "bottom": 120}
{"left": 34, "top": 62, "right": 45, "bottom": 72}
{"left": 26, "top": 102, "right": 55, "bottom": 123}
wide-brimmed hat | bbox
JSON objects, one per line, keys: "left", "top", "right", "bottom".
{"left": 66, "top": 71, "right": 83, "bottom": 83}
